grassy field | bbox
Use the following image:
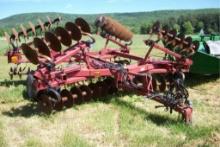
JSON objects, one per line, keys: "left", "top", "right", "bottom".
{"left": 0, "top": 35, "right": 220, "bottom": 147}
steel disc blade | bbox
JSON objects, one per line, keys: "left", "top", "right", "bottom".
{"left": 88, "top": 83, "right": 97, "bottom": 100}
{"left": 75, "top": 17, "right": 91, "bottom": 33}
{"left": 54, "top": 101, "right": 63, "bottom": 111}
{"left": 192, "top": 40, "right": 200, "bottom": 51}
{"left": 168, "top": 29, "right": 177, "bottom": 40}
{"left": 162, "top": 25, "right": 169, "bottom": 36}
{"left": 80, "top": 85, "right": 92, "bottom": 102}
{"left": 10, "top": 34, "right": 16, "bottom": 41}
{"left": 103, "top": 78, "right": 117, "bottom": 94}
{"left": 44, "top": 21, "right": 50, "bottom": 28}
{"left": 33, "top": 37, "right": 51, "bottom": 57}
{"left": 38, "top": 94, "right": 53, "bottom": 114}
{"left": 96, "top": 81, "right": 105, "bottom": 99}
{"left": 61, "top": 89, "right": 73, "bottom": 108}
{"left": 55, "top": 27, "right": 72, "bottom": 46}
{"left": 52, "top": 17, "right": 61, "bottom": 24}
{"left": 70, "top": 87, "right": 83, "bottom": 104}
{"left": 47, "top": 89, "right": 62, "bottom": 111}
{"left": 184, "top": 36, "right": 193, "bottom": 48}
{"left": 18, "top": 31, "right": 24, "bottom": 39}
{"left": 21, "top": 43, "right": 39, "bottom": 65}
{"left": 176, "top": 33, "right": 185, "bottom": 44}
{"left": 101, "top": 80, "right": 110, "bottom": 96}
{"left": 35, "top": 25, "right": 41, "bottom": 32}
{"left": 90, "top": 83, "right": 101, "bottom": 99}
{"left": 45, "top": 32, "right": 62, "bottom": 52}
{"left": 48, "top": 89, "right": 61, "bottom": 101}
{"left": 152, "top": 21, "right": 160, "bottom": 33}
{"left": 65, "top": 22, "right": 82, "bottom": 41}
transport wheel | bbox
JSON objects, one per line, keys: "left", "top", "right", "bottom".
{"left": 26, "top": 73, "right": 37, "bottom": 100}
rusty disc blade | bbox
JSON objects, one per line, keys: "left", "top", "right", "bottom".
{"left": 80, "top": 85, "right": 92, "bottom": 102}
{"left": 10, "top": 34, "right": 16, "bottom": 41}
{"left": 33, "top": 37, "right": 51, "bottom": 57}
{"left": 70, "top": 87, "right": 83, "bottom": 104}
{"left": 162, "top": 25, "right": 169, "bottom": 36}
{"left": 35, "top": 25, "right": 42, "bottom": 32}
{"left": 47, "top": 89, "right": 61, "bottom": 111}
{"left": 61, "top": 89, "right": 73, "bottom": 108}
{"left": 89, "top": 83, "right": 101, "bottom": 100}
{"left": 18, "top": 31, "right": 24, "bottom": 40}
{"left": 101, "top": 80, "right": 110, "bottom": 96}
{"left": 54, "top": 101, "right": 63, "bottom": 111}
{"left": 88, "top": 83, "right": 97, "bottom": 100}
{"left": 65, "top": 22, "right": 82, "bottom": 41}
{"left": 44, "top": 21, "right": 51, "bottom": 28}
{"left": 176, "top": 33, "right": 185, "bottom": 44}
{"left": 52, "top": 17, "right": 61, "bottom": 24}
{"left": 152, "top": 21, "right": 160, "bottom": 33}
{"left": 104, "top": 78, "right": 117, "bottom": 94}
{"left": 192, "top": 40, "right": 200, "bottom": 51}
{"left": 21, "top": 43, "right": 39, "bottom": 65}
{"left": 45, "top": 32, "right": 62, "bottom": 52}
{"left": 75, "top": 17, "right": 91, "bottom": 33}
{"left": 96, "top": 81, "right": 105, "bottom": 99}
{"left": 184, "top": 36, "right": 193, "bottom": 48}
{"left": 55, "top": 27, "right": 72, "bottom": 46}
{"left": 168, "top": 29, "right": 177, "bottom": 40}
{"left": 38, "top": 94, "right": 53, "bottom": 114}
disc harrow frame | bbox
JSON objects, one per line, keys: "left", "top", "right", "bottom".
{"left": 4, "top": 16, "right": 62, "bottom": 79}
{"left": 17, "top": 16, "right": 195, "bottom": 124}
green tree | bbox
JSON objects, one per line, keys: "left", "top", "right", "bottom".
{"left": 183, "top": 21, "right": 194, "bottom": 34}
{"left": 140, "top": 24, "right": 148, "bottom": 34}
{"left": 0, "top": 28, "right": 4, "bottom": 37}
{"left": 195, "top": 21, "right": 204, "bottom": 33}
{"left": 173, "top": 24, "right": 180, "bottom": 32}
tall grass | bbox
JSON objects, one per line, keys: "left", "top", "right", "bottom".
{"left": 0, "top": 121, "right": 7, "bottom": 147}
{"left": 59, "top": 129, "right": 91, "bottom": 147}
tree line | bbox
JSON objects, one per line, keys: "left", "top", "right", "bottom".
{"left": 139, "top": 13, "right": 219, "bottom": 35}
{"left": 0, "top": 9, "right": 219, "bottom": 37}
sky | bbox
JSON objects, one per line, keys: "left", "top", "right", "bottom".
{"left": 0, "top": 0, "right": 219, "bottom": 19}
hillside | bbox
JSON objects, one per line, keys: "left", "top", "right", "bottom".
{"left": 0, "top": 8, "right": 219, "bottom": 34}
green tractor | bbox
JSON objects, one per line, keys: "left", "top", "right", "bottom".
{"left": 190, "top": 34, "right": 220, "bottom": 75}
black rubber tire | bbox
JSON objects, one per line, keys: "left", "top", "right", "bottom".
{"left": 26, "top": 73, "right": 37, "bottom": 100}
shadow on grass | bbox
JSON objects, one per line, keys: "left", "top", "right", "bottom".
{"left": 22, "top": 90, "right": 31, "bottom": 101}
{"left": 1, "top": 102, "right": 41, "bottom": 117}
{"left": 185, "top": 73, "right": 219, "bottom": 88}
{"left": 0, "top": 79, "right": 26, "bottom": 87}
{"left": 107, "top": 95, "right": 179, "bottom": 126}
{"left": 2, "top": 91, "right": 182, "bottom": 125}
